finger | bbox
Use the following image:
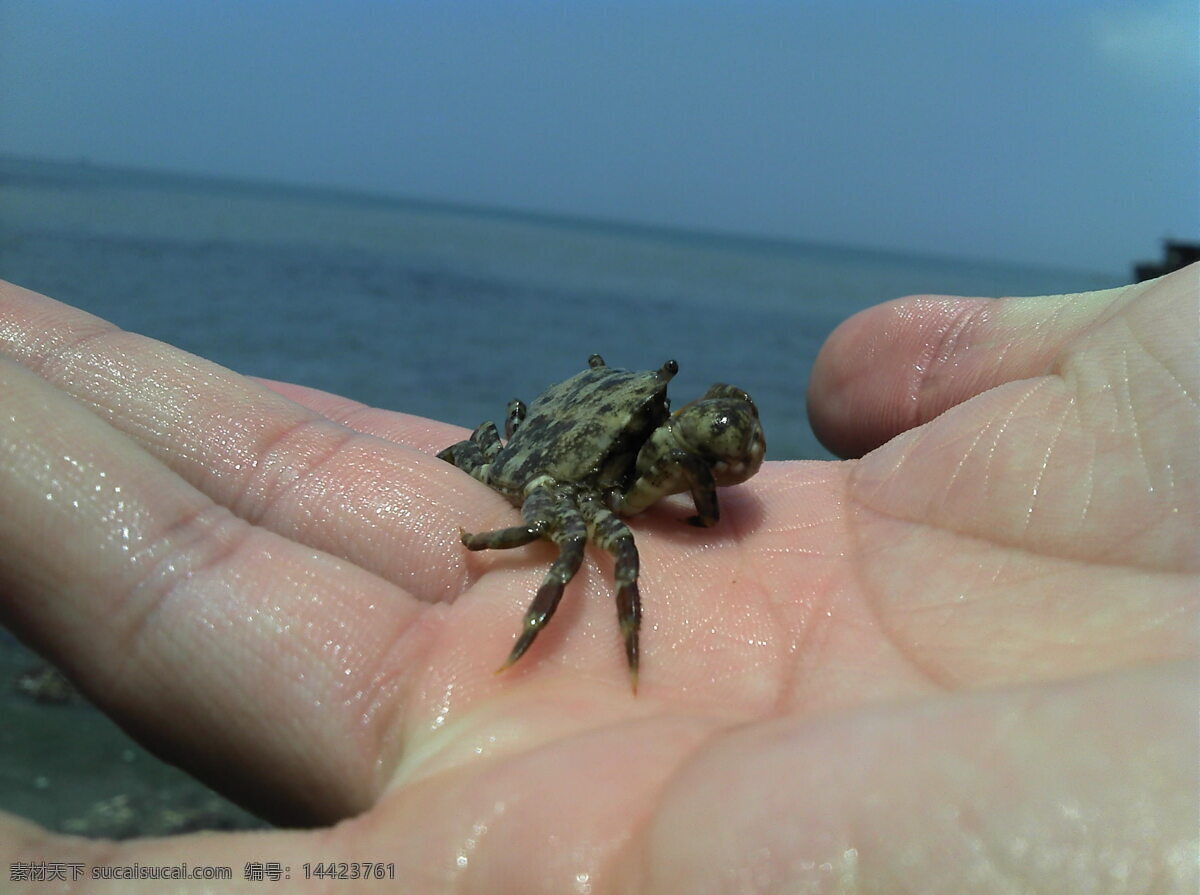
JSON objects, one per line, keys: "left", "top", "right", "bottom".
{"left": 817, "top": 272, "right": 1198, "bottom": 685}
{"left": 254, "top": 376, "right": 464, "bottom": 454}
{"left": 0, "top": 358, "right": 424, "bottom": 822}
{"left": 807, "top": 285, "right": 1138, "bottom": 458}
{"left": 824, "top": 271, "right": 1199, "bottom": 567}
{"left": 0, "top": 281, "right": 475, "bottom": 601}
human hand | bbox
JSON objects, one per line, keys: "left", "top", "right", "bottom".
{"left": 1, "top": 269, "right": 1195, "bottom": 893}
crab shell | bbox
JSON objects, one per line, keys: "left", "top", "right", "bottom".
{"left": 484, "top": 356, "right": 678, "bottom": 502}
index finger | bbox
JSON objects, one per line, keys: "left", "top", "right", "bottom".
{"left": 0, "top": 355, "right": 424, "bottom": 822}
{"left": 0, "top": 280, "right": 478, "bottom": 602}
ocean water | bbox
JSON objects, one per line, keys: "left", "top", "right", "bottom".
{"left": 1, "top": 156, "right": 1123, "bottom": 461}
{"left": 0, "top": 156, "right": 1125, "bottom": 836}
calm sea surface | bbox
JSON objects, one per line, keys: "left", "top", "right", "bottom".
{"left": 0, "top": 156, "right": 1125, "bottom": 835}
{"left": 1, "top": 156, "right": 1123, "bottom": 461}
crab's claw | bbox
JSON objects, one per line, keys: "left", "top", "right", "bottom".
{"left": 673, "top": 385, "right": 765, "bottom": 487}
{"left": 611, "top": 384, "right": 765, "bottom": 525}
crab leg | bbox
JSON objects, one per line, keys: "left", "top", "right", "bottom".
{"left": 459, "top": 478, "right": 554, "bottom": 550}
{"left": 615, "top": 448, "right": 721, "bottom": 527}
{"left": 492, "top": 486, "right": 587, "bottom": 673}
{"left": 436, "top": 420, "right": 504, "bottom": 481}
{"left": 580, "top": 493, "right": 641, "bottom": 693}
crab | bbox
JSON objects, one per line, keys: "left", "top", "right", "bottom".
{"left": 437, "top": 354, "right": 765, "bottom": 691}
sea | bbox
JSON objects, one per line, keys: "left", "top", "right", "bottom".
{"left": 0, "top": 154, "right": 1125, "bottom": 836}
{"left": 1, "top": 155, "right": 1125, "bottom": 461}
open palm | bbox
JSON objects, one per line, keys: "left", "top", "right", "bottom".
{"left": 1, "top": 269, "right": 1195, "bottom": 894}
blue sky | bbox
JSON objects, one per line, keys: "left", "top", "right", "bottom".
{"left": 1, "top": 0, "right": 1195, "bottom": 274}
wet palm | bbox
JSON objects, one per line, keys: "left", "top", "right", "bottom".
{"left": 0, "top": 268, "right": 1194, "bottom": 893}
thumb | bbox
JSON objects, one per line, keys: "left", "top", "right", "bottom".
{"left": 806, "top": 282, "right": 1139, "bottom": 459}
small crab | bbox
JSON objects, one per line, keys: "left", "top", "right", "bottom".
{"left": 437, "top": 354, "right": 765, "bottom": 690}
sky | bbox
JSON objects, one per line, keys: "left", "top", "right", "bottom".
{"left": 1, "top": 0, "right": 1196, "bottom": 274}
